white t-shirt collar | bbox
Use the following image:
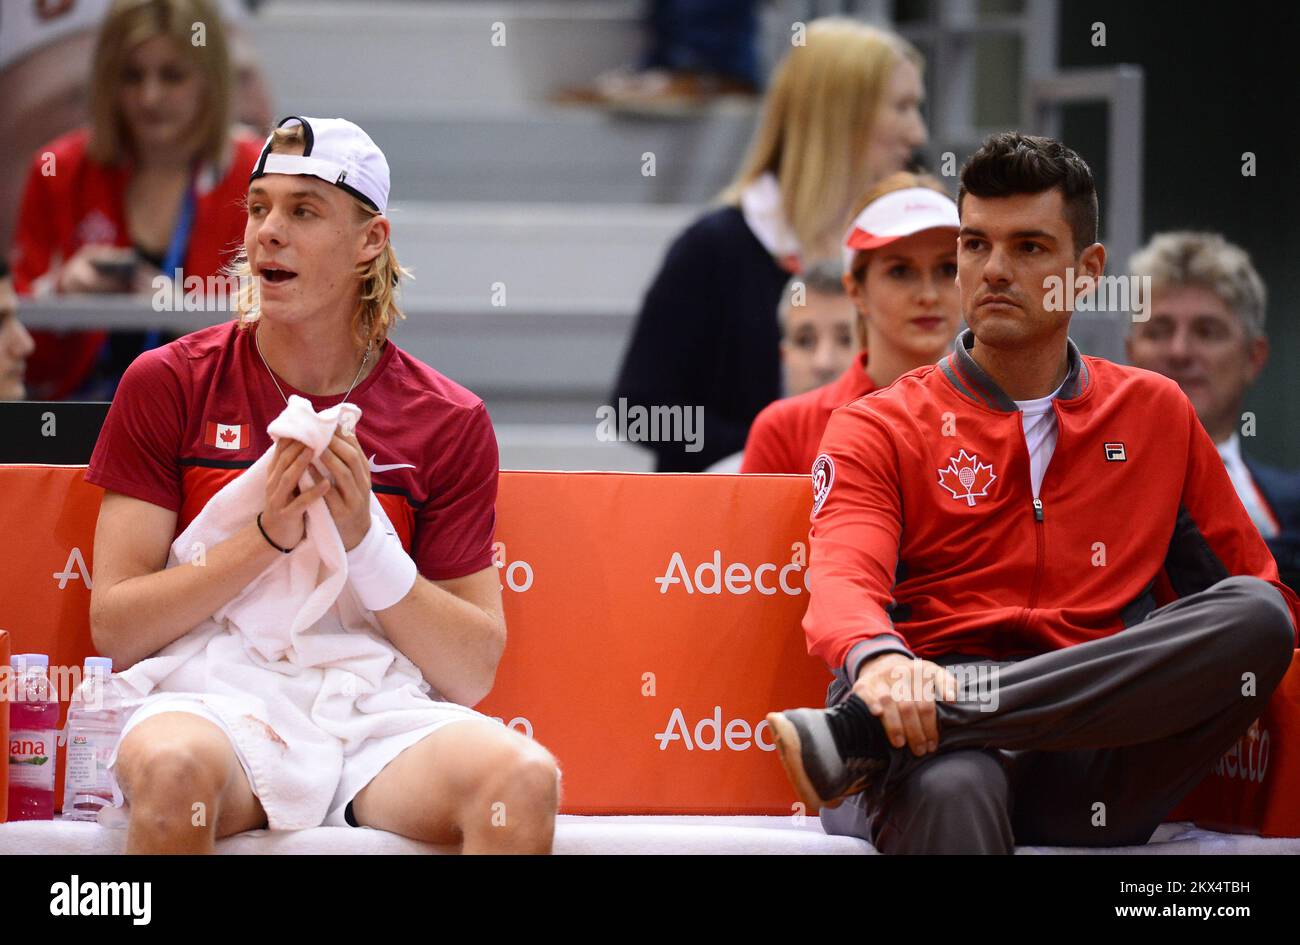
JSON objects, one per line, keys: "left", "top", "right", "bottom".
{"left": 1217, "top": 432, "right": 1244, "bottom": 467}
{"left": 1014, "top": 376, "right": 1067, "bottom": 414}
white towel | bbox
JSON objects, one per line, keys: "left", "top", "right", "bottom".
{"left": 107, "top": 394, "right": 491, "bottom": 830}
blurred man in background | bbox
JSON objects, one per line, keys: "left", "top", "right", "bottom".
{"left": 705, "top": 261, "right": 857, "bottom": 472}
{"left": 777, "top": 261, "right": 860, "bottom": 399}
{"left": 1127, "top": 231, "right": 1300, "bottom": 589}
{"left": 0, "top": 258, "right": 36, "bottom": 401}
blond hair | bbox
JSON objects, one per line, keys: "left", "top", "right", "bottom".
{"left": 719, "top": 18, "right": 922, "bottom": 260}
{"left": 88, "top": 0, "right": 233, "bottom": 166}
{"left": 846, "top": 171, "right": 949, "bottom": 282}
{"left": 231, "top": 124, "right": 410, "bottom": 350}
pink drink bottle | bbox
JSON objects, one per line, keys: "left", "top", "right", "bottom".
{"left": 7, "top": 653, "right": 59, "bottom": 820}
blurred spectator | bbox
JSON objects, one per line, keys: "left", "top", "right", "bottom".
{"left": 0, "top": 0, "right": 103, "bottom": 256}
{"left": 777, "top": 260, "right": 860, "bottom": 398}
{"left": 743, "top": 173, "right": 959, "bottom": 474}
{"left": 554, "top": 0, "right": 759, "bottom": 113}
{"left": 613, "top": 18, "right": 926, "bottom": 471}
{"left": 0, "top": 258, "right": 37, "bottom": 401}
{"left": 9, "top": 0, "right": 264, "bottom": 401}
{"left": 704, "top": 258, "right": 859, "bottom": 474}
{"left": 0, "top": 0, "right": 272, "bottom": 254}
{"left": 224, "top": 10, "right": 274, "bottom": 135}
{"left": 1126, "top": 231, "right": 1300, "bottom": 588}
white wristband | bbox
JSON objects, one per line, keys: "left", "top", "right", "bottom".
{"left": 346, "top": 517, "right": 418, "bottom": 612}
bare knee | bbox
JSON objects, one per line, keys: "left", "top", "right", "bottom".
{"left": 469, "top": 739, "right": 560, "bottom": 830}
{"left": 116, "top": 721, "right": 235, "bottom": 833}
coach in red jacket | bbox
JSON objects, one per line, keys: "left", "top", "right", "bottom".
{"left": 766, "top": 132, "right": 1299, "bottom": 854}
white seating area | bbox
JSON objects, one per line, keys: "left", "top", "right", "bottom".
{"left": 3, "top": 816, "right": 1297, "bottom": 855}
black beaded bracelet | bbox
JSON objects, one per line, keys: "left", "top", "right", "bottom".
{"left": 257, "top": 512, "right": 296, "bottom": 554}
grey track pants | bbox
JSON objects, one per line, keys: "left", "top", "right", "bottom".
{"left": 819, "top": 575, "right": 1296, "bottom": 854}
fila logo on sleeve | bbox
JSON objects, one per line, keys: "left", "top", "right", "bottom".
{"left": 1105, "top": 442, "right": 1127, "bottom": 462}
{"left": 205, "top": 421, "right": 249, "bottom": 450}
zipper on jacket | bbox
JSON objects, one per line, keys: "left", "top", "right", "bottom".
{"left": 1028, "top": 498, "right": 1045, "bottom": 609}
{"left": 1015, "top": 401, "right": 1053, "bottom": 633}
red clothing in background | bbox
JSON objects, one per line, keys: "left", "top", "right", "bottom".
{"left": 741, "top": 352, "right": 876, "bottom": 475}
{"left": 9, "top": 127, "right": 261, "bottom": 399}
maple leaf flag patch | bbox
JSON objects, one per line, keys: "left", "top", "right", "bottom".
{"left": 205, "top": 421, "right": 249, "bottom": 450}
{"left": 937, "top": 449, "right": 997, "bottom": 507}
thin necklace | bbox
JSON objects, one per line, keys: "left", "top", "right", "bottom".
{"left": 255, "top": 325, "right": 372, "bottom": 408}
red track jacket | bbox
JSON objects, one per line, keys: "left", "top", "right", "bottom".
{"left": 805, "top": 329, "right": 1300, "bottom": 687}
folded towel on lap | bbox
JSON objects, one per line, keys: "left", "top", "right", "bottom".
{"left": 107, "top": 395, "right": 498, "bottom": 830}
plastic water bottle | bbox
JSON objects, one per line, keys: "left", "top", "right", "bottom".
{"left": 7, "top": 653, "right": 59, "bottom": 820}
{"left": 61, "top": 656, "right": 125, "bottom": 822}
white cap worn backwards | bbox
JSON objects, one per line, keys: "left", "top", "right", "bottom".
{"left": 250, "top": 115, "right": 391, "bottom": 213}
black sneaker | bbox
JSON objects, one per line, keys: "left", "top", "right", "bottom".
{"left": 766, "top": 694, "right": 891, "bottom": 810}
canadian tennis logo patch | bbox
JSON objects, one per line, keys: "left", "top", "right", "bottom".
{"left": 811, "top": 453, "right": 835, "bottom": 515}
{"left": 938, "top": 449, "right": 997, "bottom": 507}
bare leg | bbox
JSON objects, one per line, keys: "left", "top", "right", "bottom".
{"left": 348, "top": 720, "right": 560, "bottom": 854}
{"left": 114, "top": 712, "right": 267, "bottom": 854}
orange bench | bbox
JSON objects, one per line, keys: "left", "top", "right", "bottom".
{"left": 2, "top": 465, "right": 1297, "bottom": 840}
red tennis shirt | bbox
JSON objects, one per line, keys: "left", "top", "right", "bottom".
{"left": 84, "top": 319, "right": 499, "bottom": 582}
